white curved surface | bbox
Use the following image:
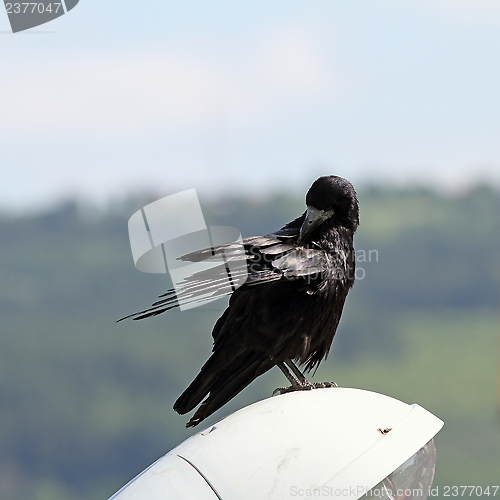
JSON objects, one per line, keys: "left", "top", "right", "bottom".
{"left": 108, "top": 454, "right": 219, "bottom": 500}
{"left": 109, "top": 388, "right": 444, "bottom": 500}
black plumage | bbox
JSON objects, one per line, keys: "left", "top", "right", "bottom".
{"left": 119, "top": 175, "right": 359, "bottom": 427}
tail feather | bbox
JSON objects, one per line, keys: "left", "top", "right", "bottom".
{"left": 173, "top": 350, "right": 231, "bottom": 415}
{"left": 174, "top": 351, "right": 274, "bottom": 428}
{"left": 186, "top": 356, "right": 273, "bottom": 428}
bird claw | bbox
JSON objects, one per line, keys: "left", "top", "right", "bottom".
{"left": 313, "top": 381, "right": 338, "bottom": 388}
{"left": 272, "top": 381, "right": 338, "bottom": 396}
{"left": 272, "top": 385, "right": 309, "bottom": 396}
{"left": 272, "top": 387, "right": 288, "bottom": 396}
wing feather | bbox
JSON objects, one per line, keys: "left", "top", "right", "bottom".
{"left": 117, "top": 225, "right": 332, "bottom": 322}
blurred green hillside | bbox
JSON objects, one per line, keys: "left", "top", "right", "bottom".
{"left": 0, "top": 186, "right": 499, "bottom": 500}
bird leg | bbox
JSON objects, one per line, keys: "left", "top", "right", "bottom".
{"left": 275, "top": 361, "right": 303, "bottom": 388}
{"left": 273, "top": 359, "right": 313, "bottom": 395}
{"left": 273, "top": 358, "right": 338, "bottom": 396}
{"left": 285, "top": 359, "right": 309, "bottom": 384}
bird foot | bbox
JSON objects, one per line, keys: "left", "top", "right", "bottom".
{"left": 313, "top": 381, "right": 338, "bottom": 388}
{"left": 272, "top": 381, "right": 338, "bottom": 396}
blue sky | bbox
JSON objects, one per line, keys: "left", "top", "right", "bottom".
{"left": 1, "top": 1, "right": 500, "bottom": 211}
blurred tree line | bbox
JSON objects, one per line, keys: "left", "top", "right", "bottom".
{"left": 0, "top": 185, "right": 499, "bottom": 500}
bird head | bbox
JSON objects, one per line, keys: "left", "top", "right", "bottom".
{"left": 297, "top": 176, "right": 359, "bottom": 244}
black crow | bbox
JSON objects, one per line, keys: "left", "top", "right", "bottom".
{"left": 119, "top": 175, "right": 359, "bottom": 427}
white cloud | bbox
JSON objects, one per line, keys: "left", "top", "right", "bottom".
{"left": 415, "top": 0, "right": 500, "bottom": 24}
{"left": 1, "top": 29, "right": 335, "bottom": 138}
{"left": 255, "top": 27, "right": 329, "bottom": 95}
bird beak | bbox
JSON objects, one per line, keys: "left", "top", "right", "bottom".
{"left": 297, "top": 206, "right": 334, "bottom": 244}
